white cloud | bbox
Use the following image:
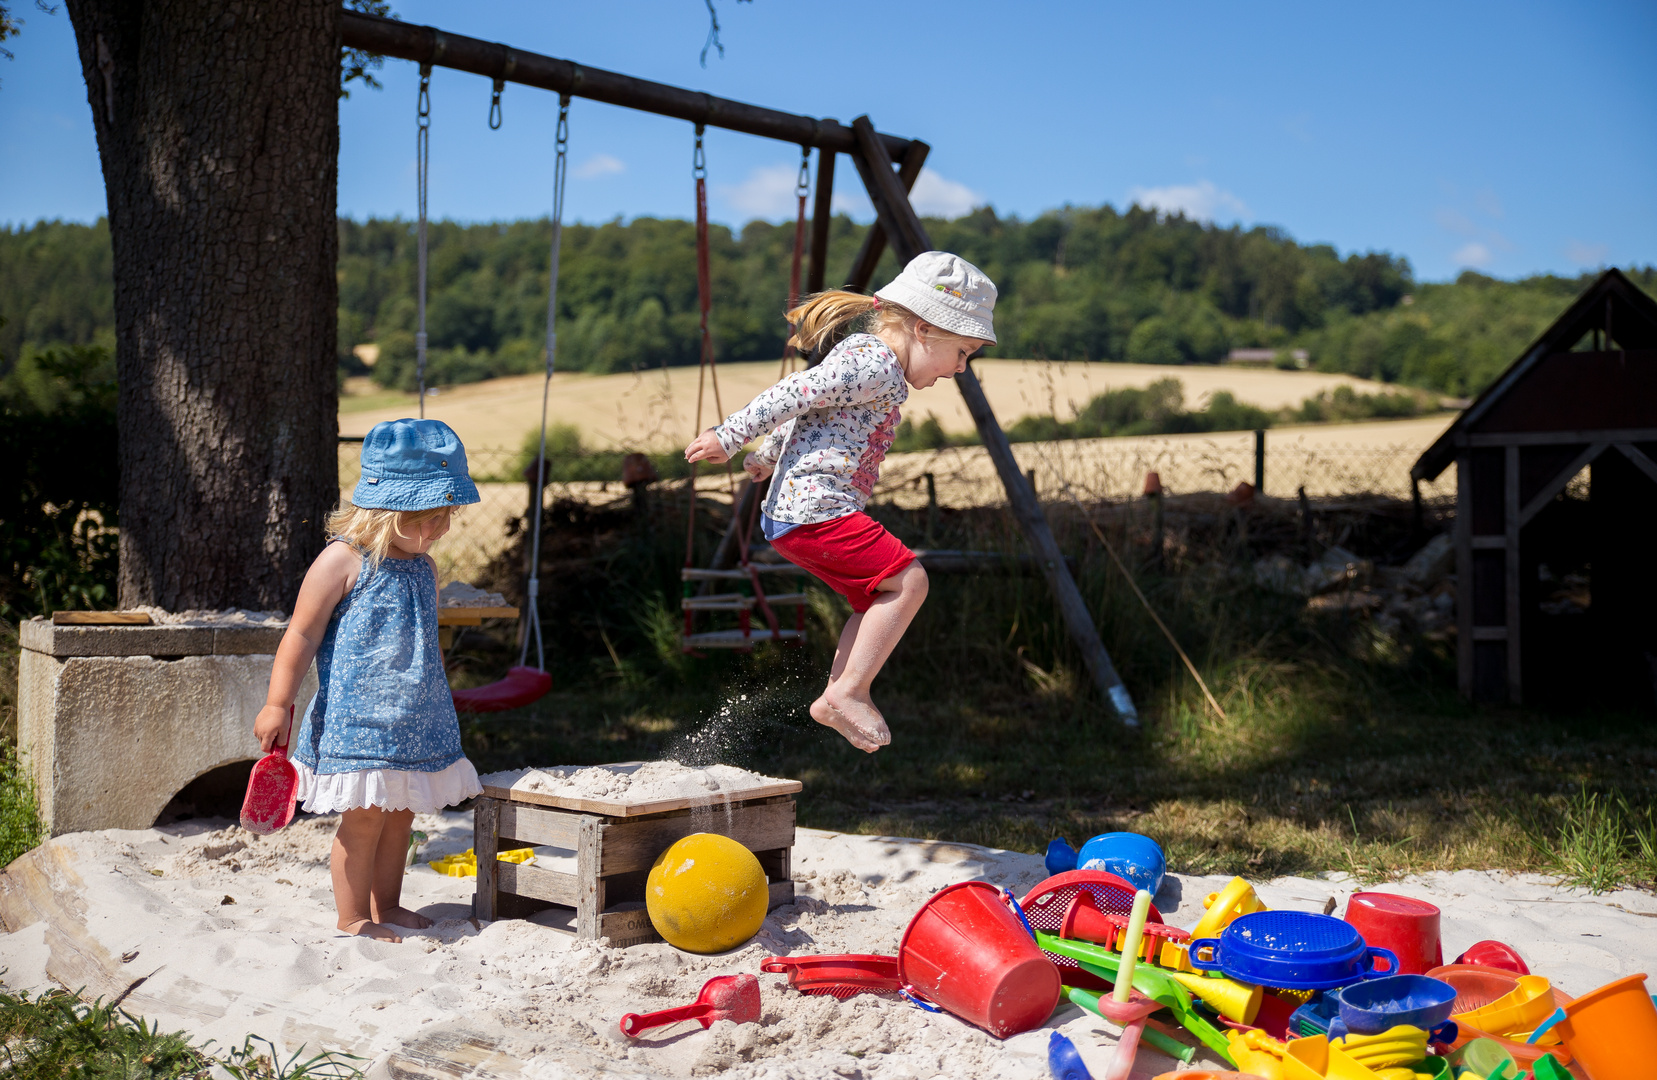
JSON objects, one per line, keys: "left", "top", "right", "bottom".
{"left": 723, "top": 164, "right": 982, "bottom": 223}
{"left": 1564, "top": 240, "right": 1608, "bottom": 266}
{"left": 1453, "top": 242, "right": 1492, "bottom": 268}
{"left": 573, "top": 153, "right": 625, "bottom": 180}
{"left": 909, "top": 168, "right": 983, "bottom": 219}
{"left": 718, "top": 163, "right": 802, "bottom": 220}
{"left": 1126, "top": 180, "right": 1248, "bottom": 222}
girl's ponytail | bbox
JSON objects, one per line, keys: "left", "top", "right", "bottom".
{"left": 786, "top": 290, "right": 879, "bottom": 354}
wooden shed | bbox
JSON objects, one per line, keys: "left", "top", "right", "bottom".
{"left": 1412, "top": 269, "right": 1657, "bottom": 708}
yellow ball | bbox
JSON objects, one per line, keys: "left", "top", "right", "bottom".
{"left": 645, "top": 833, "right": 769, "bottom": 954}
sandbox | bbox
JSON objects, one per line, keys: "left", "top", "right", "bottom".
{"left": 0, "top": 805, "right": 1653, "bottom": 1080}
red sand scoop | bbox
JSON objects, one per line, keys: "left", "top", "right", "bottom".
{"left": 619, "top": 974, "right": 762, "bottom": 1038}
{"left": 760, "top": 954, "right": 902, "bottom": 999}
{"left": 240, "top": 705, "right": 298, "bottom": 835}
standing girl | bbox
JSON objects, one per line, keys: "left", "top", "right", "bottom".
{"left": 684, "top": 252, "right": 997, "bottom": 753}
{"left": 254, "top": 418, "right": 484, "bottom": 942}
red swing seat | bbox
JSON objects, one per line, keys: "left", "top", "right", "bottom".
{"left": 452, "top": 666, "right": 552, "bottom": 713}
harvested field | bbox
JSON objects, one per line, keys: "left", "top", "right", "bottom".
{"left": 339, "top": 359, "right": 1427, "bottom": 454}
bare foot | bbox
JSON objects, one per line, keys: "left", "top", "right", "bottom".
{"left": 374, "top": 905, "right": 433, "bottom": 930}
{"left": 811, "top": 686, "right": 891, "bottom": 753}
{"left": 340, "top": 917, "right": 403, "bottom": 943}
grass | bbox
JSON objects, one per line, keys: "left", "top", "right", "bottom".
{"left": 0, "top": 987, "right": 362, "bottom": 1080}
{"left": 446, "top": 488, "right": 1657, "bottom": 891}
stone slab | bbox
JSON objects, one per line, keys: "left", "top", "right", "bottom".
{"left": 18, "top": 650, "right": 316, "bottom": 835}
{"left": 20, "top": 619, "right": 286, "bottom": 658}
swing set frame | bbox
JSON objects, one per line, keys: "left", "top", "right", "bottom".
{"left": 341, "top": 10, "right": 1141, "bottom": 726}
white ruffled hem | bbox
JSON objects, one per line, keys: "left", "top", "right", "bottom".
{"left": 292, "top": 757, "right": 482, "bottom": 814}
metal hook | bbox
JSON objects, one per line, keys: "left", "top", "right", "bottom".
{"left": 489, "top": 77, "right": 504, "bottom": 130}
{"left": 693, "top": 123, "right": 706, "bottom": 179}
{"left": 795, "top": 144, "right": 811, "bottom": 198}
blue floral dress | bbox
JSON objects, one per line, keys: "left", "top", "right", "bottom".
{"left": 289, "top": 540, "right": 482, "bottom": 813}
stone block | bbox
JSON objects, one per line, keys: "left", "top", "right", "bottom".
{"left": 18, "top": 650, "right": 316, "bottom": 836}
{"left": 20, "top": 619, "right": 215, "bottom": 658}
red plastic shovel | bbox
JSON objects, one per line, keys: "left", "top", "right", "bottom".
{"left": 240, "top": 705, "right": 298, "bottom": 835}
{"left": 619, "top": 974, "right": 762, "bottom": 1038}
{"left": 760, "top": 954, "right": 902, "bottom": 999}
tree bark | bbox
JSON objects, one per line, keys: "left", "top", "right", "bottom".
{"left": 65, "top": 0, "right": 339, "bottom": 612}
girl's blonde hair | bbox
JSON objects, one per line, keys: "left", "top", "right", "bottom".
{"left": 325, "top": 504, "right": 453, "bottom": 566}
{"left": 786, "top": 290, "right": 980, "bottom": 357}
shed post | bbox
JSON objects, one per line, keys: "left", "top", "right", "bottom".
{"left": 1455, "top": 453, "right": 1473, "bottom": 699}
{"left": 1504, "top": 444, "right": 1521, "bottom": 704}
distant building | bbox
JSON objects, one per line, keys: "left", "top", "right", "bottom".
{"left": 1224, "top": 348, "right": 1308, "bottom": 369}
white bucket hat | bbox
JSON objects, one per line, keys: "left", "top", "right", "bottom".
{"left": 874, "top": 251, "right": 998, "bottom": 344}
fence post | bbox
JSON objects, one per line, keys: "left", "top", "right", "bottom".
{"left": 1253, "top": 429, "right": 1266, "bottom": 495}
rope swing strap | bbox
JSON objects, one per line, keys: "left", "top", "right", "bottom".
{"left": 780, "top": 145, "right": 811, "bottom": 379}
{"left": 685, "top": 124, "right": 722, "bottom": 569}
{"left": 415, "top": 64, "right": 432, "bottom": 418}
{"left": 519, "top": 93, "right": 571, "bottom": 672}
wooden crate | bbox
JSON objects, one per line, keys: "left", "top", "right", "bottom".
{"left": 472, "top": 772, "right": 800, "bottom": 947}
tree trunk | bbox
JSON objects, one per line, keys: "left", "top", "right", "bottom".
{"left": 65, "top": 0, "right": 339, "bottom": 612}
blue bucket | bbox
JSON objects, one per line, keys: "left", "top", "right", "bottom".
{"left": 1075, "top": 832, "right": 1165, "bottom": 896}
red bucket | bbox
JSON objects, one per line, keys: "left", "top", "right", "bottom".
{"left": 1344, "top": 892, "right": 1442, "bottom": 975}
{"left": 898, "top": 881, "right": 1061, "bottom": 1038}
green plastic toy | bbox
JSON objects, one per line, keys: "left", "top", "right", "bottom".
{"left": 1037, "top": 930, "right": 1234, "bottom": 1063}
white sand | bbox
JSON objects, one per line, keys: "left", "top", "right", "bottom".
{"left": 1, "top": 815, "right": 1653, "bottom": 1080}
{"left": 480, "top": 761, "right": 791, "bottom": 804}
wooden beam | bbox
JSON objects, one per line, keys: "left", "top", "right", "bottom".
{"left": 1465, "top": 428, "right": 1657, "bottom": 447}
{"left": 339, "top": 11, "right": 918, "bottom": 158}
{"left": 843, "top": 139, "right": 930, "bottom": 291}
{"left": 1615, "top": 442, "right": 1657, "bottom": 486}
{"left": 806, "top": 148, "right": 836, "bottom": 295}
{"left": 1518, "top": 442, "right": 1606, "bottom": 526}
{"left": 1455, "top": 455, "right": 1473, "bottom": 699}
{"left": 848, "top": 116, "right": 1139, "bottom": 726}
{"left": 1471, "top": 536, "right": 1506, "bottom": 549}
{"left": 1504, "top": 445, "right": 1521, "bottom": 704}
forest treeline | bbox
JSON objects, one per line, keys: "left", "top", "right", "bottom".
{"left": 3, "top": 209, "right": 1650, "bottom": 399}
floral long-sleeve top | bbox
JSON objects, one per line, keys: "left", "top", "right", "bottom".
{"left": 712, "top": 333, "right": 908, "bottom": 525}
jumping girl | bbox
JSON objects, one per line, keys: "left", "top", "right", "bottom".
{"left": 254, "top": 418, "right": 484, "bottom": 942}
{"left": 684, "top": 251, "right": 998, "bottom": 753}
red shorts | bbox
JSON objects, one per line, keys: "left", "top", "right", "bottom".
{"left": 770, "top": 512, "right": 916, "bottom": 613}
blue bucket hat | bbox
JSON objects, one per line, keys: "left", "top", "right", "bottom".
{"left": 352, "top": 418, "right": 481, "bottom": 511}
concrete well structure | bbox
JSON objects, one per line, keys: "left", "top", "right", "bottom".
{"left": 18, "top": 618, "right": 315, "bottom": 836}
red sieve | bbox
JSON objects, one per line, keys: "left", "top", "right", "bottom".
{"left": 1427, "top": 963, "right": 1522, "bottom": 1015}
{"left": 760, "top": 954, "right": 902, "bottom": 1000}
{"left": 1021, "top": 870, "right": 1163, "bottom": 985}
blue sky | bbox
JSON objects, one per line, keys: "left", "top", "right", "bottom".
{"left": 2, "top": 0, "right": 1653, "bottom": 282}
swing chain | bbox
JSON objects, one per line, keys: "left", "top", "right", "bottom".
{"left": 416, "top": 63, "right": 432, "bottom": 418}
{"left": 489, "top": 77, "right": 505, "bottom": 130}
{"left": 794, "top": 144, "right": 810, "bottom": 199}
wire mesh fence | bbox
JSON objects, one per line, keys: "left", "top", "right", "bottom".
{"left": 339, "top": 428, "right": 1452, "bottom": 585}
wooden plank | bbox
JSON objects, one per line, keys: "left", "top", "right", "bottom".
{"left": 339, "top": 10, "right": 920, "bottom": 159}
{"left": 1518, "top": 442, "right": 1607, "bottom": 526}
{"left": 1456, "top": 455, "right": 1474, "bottom": 699}
{"left": 598, "top": 906, "right": 659, "bottom": 949}
{"left": 51, "top": 611, "right": 152, "bottom": 625}
{"left": 1615, "top": 442, "right": 1657, "bottom": 485}
{"left": 767, "top": 880, "right": 796, "bottom": 910}
{"left": 496, "top": 801, "right": 579, "bottom": 849}
{"left": 849, "top": 114, "right": 1137, "bottom": 726}
{"left": 598, "top": 799, "right": 795, "bottom": 875}
{"left": 681, "top": 566, "right": 801, "bottom": 581}
{"left": 1466, "top": 428, "right": 1657, "bottom": 447}
{"left": 843, "top": 138, "right": 929, "bottom": 292}
{"left": 495, "top": 859, "right": 580, "bottom": 907}
{"left": 438, "top": 606, "right": 517, "bottom": 626}
{"left": 473, "top": 798, "right": 500, "bottom": 922}
{"left": 754, "top": 846, "right": 791, "bottom": 884}
{"left": 577, "top": 815, "right": 603, "bottom": 940}
{"left": 806, "top": 148, "right": 835, "bottom": 295}
{"left": 1504, "top": 445, "right": 1521, "bottom": 705}
{"left": 481, "top": 776, "right": 802, "bottom": 817}
{"left": 681, "top": 629, "right": 804, "bottom": 650}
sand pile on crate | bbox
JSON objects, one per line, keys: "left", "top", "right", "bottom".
{"left": 1, "top": 813, "right": 1655, "bottom": 1080}
{"left": 480, "top": 761, "right": 788, "bottom": 802}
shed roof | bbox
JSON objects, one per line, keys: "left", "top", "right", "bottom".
{"left": 1412, "top": 268, "right": 1657, "bottom": 482}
